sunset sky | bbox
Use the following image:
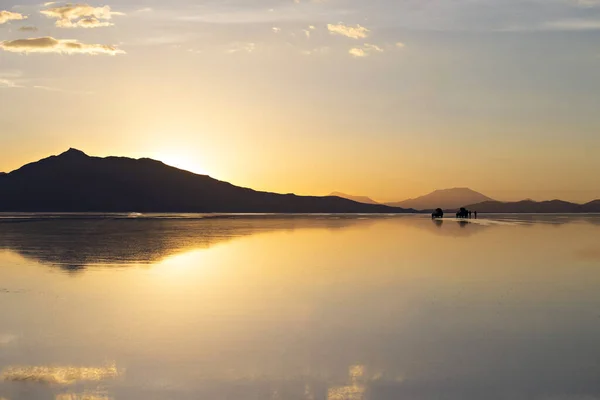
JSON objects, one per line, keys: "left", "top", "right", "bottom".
{"left": 1, "top": 0, "right": 599, "bottom": 203}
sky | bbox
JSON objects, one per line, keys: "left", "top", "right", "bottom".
{"left": 1, "top": 0, "right": 600, "bottom": 203}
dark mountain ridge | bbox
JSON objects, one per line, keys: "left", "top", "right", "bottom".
{"left": 0, "top": 149, "right": 414, "bottom": 213}
{"left": 466, "top": 199, "right": 600, "bottom": 213}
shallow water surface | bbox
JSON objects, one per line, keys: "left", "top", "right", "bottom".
{"left": 0, "top": 214, "right": 599, "bottom": 400}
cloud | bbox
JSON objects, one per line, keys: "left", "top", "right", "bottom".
{"left": 349, "top": 43, "right": 384, "bottom": 58}
{"left": 272, "top": 26, "right": 281, "bottom": 33}
{"left": 0, "top": 37, "right": 125, "bottom": 55}
{"left": 34, "top": 85, "right": 93, "bottom": 95}
{"left": 396, "top": 42, "right": 406, "bottom": 48}
{"left": 302, "top": 25, "right": 316, "bottom": 38}
{"left": 0, "top": 10, "right": 27, "bottom": 24}
{"left": 226, "top": 42, "right": 256, "bottom": 54}
{"left": 0, "top": 79, "right": 21, "bottom": 88}
{"left": 19, "top": 26, "right": 38, "bottom": 32}
{"left": 542, "top": 18, "right": 600, "bottom": 30}
{"left": 349, "top": 47, "right": 367, "bottom": 57}
{"left": 57, "top": 17, "right": 113, "bottom": 28}
{"left": 0, "top": 70, "right": 24, "bottom": 88}
{"left": 364, "top": 43, "right": 383, "bottom": 52}
{"left": 574, "top": 0, "right": 600, "bottom": 6}
{"left": 41, "top": 4, "right": 123, "bottom": 28}
{"left": 301, "top": 46, "right": 330, "bottom": 56}
{"left": 328, "top": 23, "right": 369, "bottom": 39}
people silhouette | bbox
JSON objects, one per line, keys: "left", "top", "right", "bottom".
{"left": 474, "top": 211, "right": 478, "bottom": 219}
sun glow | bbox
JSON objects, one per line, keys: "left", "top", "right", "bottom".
{"left": 154, "top": 152, "right": 208, "bottom": 176}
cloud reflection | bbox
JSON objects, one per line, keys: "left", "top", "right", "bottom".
{"left": 328, "top": 365, "right": 366, "bottom": 400}
{"left": 2, "top": 214, "right": 599, "bottom": 271}
{"left": 56, "top": 393, "right": 112, "bottom": 400}
{"left": 1, "top": 364, "right": 119, "bottom": 385}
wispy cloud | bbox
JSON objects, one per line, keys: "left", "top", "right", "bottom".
{"left": 19, "top": 26, "right": 38, "bottom": 32}
{"left": 34, "top": 85, "right": 93, "bottom": 95}
{"left": 328, "top": 23, "right": 370, "bottom": 39}
{"left": 58, "top": 17, "right": 113, "bottom": 28}
{"left": 0, "top": 70, "right": 25, "bottom": 87}
{"left": 502, "top": 17, "right": 600, "bottom": 32}
{"left": 0, "top": 78, "right": 22, "bottom": 88}
{"left": 542, "top": 18, "right": 600, "bottom": 30}
{"left": 0, "top": 10, "right": 27, "bottom": 24}
{"left": 226, "top": 42, "right": 256, "bottom": 54}
{"left": 349, "top": 43, "right": 384, "bottom": 58}
{"left": 41, "top": 4, "right": 123, "bottom": 28}
{"left": 301, "top": 46, "right": 330, "bottom": 56}
{"left": 0, "top": 37, "right": 125, "bottom": 55}
{"left": 573, "top": 0, "right": 600, "bottom": 7}
{"left": 303, "top": 25, "right": 316, "bottom": 38}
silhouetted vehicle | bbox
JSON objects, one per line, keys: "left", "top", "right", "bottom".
{"left": 456, "top": 207, "right": 470, "bottom": 218}
{"left": 432, "top": 208, "right": 444, "bottom": 218}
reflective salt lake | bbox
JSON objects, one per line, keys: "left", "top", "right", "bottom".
{"left": 0, "top": 214, "right": 600, "bottom": 400}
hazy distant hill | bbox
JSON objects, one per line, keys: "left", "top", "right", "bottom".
{"left": 582, "top": 200, "right": 600, "bottom": 212}
{"left": 329, "top": 192, "right": 380, "bottom": 205}
{"left": 466, "top": 199, "right": 600, "bottom": 213}
{"left": 0, "top": 149, "right": 413, "bottom": 213}
{"left": 386, "top": 188, "right": 494, "bottom": 210}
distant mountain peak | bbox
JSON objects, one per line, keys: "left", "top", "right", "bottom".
{"left": 329, "top": 192, "right": 380, "bottom": 205}
{"left": 433, "top": 187, "right": 479, "bottom": 194}
{"left": 386, "top": 187, "right": 494, "bottom": 211}
{"left": 59, "top": 148, "right": 88, "bottom": 158}
{"left": 465, "top": 198, "right": 600, "bottom": 213}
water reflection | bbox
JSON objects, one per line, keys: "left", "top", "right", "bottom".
{"left": 56, "top": 394, "right": 112, "bottom": 400}
{"left": 1, "top": 215, "right": 600, "bottom": 400}
{"left": 0, "top": 216, "right": 382, "bottom": 270}
{"left": 1, "top": 364, "right": 119, "bottom": 385}
{"left": 5, "top": 214, "right": 593, "bottom": 270}
{"left": 327, "top": 365, "right": 367, "bottom": 400}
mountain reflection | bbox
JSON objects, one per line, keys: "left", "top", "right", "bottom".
{"left": 0, "top": 215, "right": 381, "bottom": 270}
{"left": 2, "top": 214, "right": 598, "bottom": 271}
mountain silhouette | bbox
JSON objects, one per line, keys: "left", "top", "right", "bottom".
{"left": 466, "top": 199, "right": 600, "bottom": 213}
{"left": 386, "top": 188, "right": 494, "bottom": 210}
{"left": 582, "top": 200, "right": 600, "bottom": 213}
{"left": 0, "top": 149, "right": 413, "bottom": 213}
{"left": 329, "top": 192, "right": 380, "bottom": 205}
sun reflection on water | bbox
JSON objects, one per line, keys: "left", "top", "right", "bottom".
{"left": 327, "top": 365, "right": 366, "bottom": 400}
{"left": 55, "top": 393, "right": 112, "bottom": 400}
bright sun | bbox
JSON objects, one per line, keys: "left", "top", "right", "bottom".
{"left": 155, "top": 153, "right": 208, "bottom": 176}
